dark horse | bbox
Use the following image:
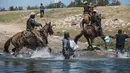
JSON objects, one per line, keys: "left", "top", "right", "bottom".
{"left": 4, "top": 22, "right": 54, "bottom": 55}
{"left": 74, "top": 14, "right": 104, "bottom": 51}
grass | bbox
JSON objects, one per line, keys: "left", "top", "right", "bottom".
{"left": 0, "top": 10, "right": 38, "bottom": 23}
{"left": 0, "top": 12, "right": 22, "bottom": 22}
{"left": 0, "top": 6, "right": 130, "bottom": 49}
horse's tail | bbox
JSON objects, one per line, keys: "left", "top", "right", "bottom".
{"left": 4, "top": 38, "right": 12, "bottom": 53}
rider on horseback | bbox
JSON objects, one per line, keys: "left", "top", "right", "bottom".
{"left": 26, "top": 12, "right": 42, "bottom": 31}
{"left": 91, "top": 11, "right": 103, "bottom": 36}
{"left": 25, "top": 12, "right": 43, "bottom": 46}
{"left": 83, "top": 1, "right": 90, "bottom": 15}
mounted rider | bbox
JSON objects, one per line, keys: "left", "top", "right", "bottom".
{"left": 26, "top": 12, "right": 42, "bottom": 31}
{"left": 25, "top": 12, "right": 43, "bottom": 46}
{"left": 83, "top": 1, "right": 91, "bottom": 15}
{"left": 91, "top": 10, "right": 103, "bottom": 36}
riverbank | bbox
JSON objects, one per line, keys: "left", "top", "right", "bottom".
{"left": 0, "top": 5, "right": 130, "bottom": 53}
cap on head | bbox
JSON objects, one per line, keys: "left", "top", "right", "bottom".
{"left": 90, "top": 3, "right": 93, "bottom": 6}
{"left": 84, "top": 1, "right": 88, "bottom": 4}
{"left": 30, "top": 12, "right": 35, "bottom": 16}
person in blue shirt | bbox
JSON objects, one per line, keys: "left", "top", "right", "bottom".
{"left": 104, "top": 35, "right": 111, "bottom": 49}
{"left": 40, "top": 3, "right": 45, "bottom": 17}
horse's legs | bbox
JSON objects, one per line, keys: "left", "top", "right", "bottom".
{"left": 14, "top": 47, "right": 22, "bottom": 57}
{"left": 90, "top": 38, "right": 94, "bottom": 51}
{"left": 100, "top": 35, "right": 106, "bottom": 49}
{"left": 12, "top": 48, "right": 16, "bottom": 52}
{"left": 74, "top": 31, "right": 83, "bottom": 44}
{"left": 87, "top": 39, "right": 92, "bottom": 50}
{"left": 83, "top": 34, "right": 91, "bottom": 50}
{"left": 80, "top": 19, "right": 84, "bottom": 28}
{"left": 12, "top": 42, "right": 22, "bottom": 56}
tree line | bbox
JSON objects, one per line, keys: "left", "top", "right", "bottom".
{"left": 68, "top": 0, "right": 121, "bottom": 7}
{"left": 0, "top": 0, "right": 121, "bottom": 11}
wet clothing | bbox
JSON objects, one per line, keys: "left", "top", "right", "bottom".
{"left": 26, "top": 18, "right": 42, "bottom": 31}
{"left": 116, "top": 34, "right": 129, "bottom": 49}
{"left": 62, "top": 39, "right": 74, "bottom": 52}
{"left": 62, "top": 39, "right": 74, "bottom": 57}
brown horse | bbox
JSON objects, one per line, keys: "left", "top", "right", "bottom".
{"left": 81, "top": 13, "right": 91, "bottom": 28}
{"left": 4, "top": 22, "right": 54, "bottom": 55}
{"left": 74, "top": 24, "right": 104, "bottom": 51}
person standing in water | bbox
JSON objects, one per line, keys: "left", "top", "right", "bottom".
{"left": 111, "top": 29, "right": 130, "bottom": 54}
{"left": 62, "top": 31, "right": 78, "bottom": 58}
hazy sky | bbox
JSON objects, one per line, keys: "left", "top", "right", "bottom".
{"left": 0, "top": 0, "right": 130, "bottom": 9}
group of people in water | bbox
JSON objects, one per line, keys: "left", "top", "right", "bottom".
{"left": 83, "top": 1, "right": 130, "bottom": 54}
{"left": 4, "top": 2, "right": 130, "bottom": 58}
{"left": 27, "top": 2, "right": 130, "bottom": 56}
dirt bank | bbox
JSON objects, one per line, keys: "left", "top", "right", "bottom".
{"left": 0, "top": 5, "right": 130, "bottom": 51}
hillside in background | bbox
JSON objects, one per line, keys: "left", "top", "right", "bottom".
{"left": 0, "top": 5, "right": 130, "bottom": 50}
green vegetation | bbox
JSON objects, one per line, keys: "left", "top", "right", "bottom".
{"left": 46, "top": 1, "right": 66, "bottom": 8}
{"left": 68, "top": 0, "right": 120, "bottom": 7}
{"left": 9, "top": 6, "right": 23, "bottom": 11}
{"left": 0, "top": 12, "right": 21, "bottom": 22}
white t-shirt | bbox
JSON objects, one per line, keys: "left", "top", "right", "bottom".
{"left": 69, "top": 40, "right": 79, "bottom": 50}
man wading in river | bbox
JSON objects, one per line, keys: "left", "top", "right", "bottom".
{"left": 111, "top": 29, "right": 130, "bottom": 54}
{"left": 62, "top": 31, "right": 78, "bottom": 59}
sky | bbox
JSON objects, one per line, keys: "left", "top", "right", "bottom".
{"left": 0, "top": 0, "right": 130, "bottom": 9}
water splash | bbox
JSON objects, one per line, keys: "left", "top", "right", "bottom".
{"left": 118, "top": 52, "right": 129, "bottom": 58}
{"left": 105, "top": 50, "right": 130, "bottom": 59}
{"left": 31, "top": 47, "right": 52, "bottom": 59}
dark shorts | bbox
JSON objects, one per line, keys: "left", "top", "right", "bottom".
{"left": 40, "top": 10, "right": 44, "bottom": 13}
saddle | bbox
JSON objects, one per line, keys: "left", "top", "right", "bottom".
{"left": 22, "top": 30, "right": 35, "bottom": 38}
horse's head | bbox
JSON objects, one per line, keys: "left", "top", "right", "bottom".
{"left": 46, "top": 22, "right": 54, "bottom": 35}
{"left": 40, "top": 22, "right": 54, "bottom": 36}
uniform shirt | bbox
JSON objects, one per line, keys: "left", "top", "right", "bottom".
{"left": 26, "top": 18, "right": 41, "bottom": 31}
{"left": 84, "top": 5, "right": 90, "bottom": 12}
{"left": 116, "top": 34, "right": 129, "bottom": 48}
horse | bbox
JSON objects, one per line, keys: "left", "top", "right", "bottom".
{"left": 75, "top": 14, "right": 105, "bottom": 51}
{"left": 4, "top": 22, "right": 54, "bottom": 56}
{"left": 81, "top": 13, "right": 91, "bottom": 28}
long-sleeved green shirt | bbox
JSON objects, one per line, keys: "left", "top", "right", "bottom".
{"left": 26, "top": 18, "right": 41, "bottom": 31}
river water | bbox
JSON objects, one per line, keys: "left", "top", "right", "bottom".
{"left": 0, "top": 48, "right": 130, "bottom": 73}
